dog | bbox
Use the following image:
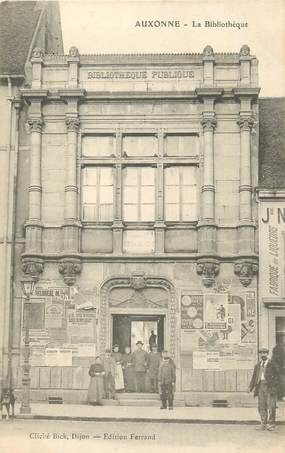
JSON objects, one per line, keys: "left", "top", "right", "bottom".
{"left": 1, "top": 388, "right": 16, "bottom": 419}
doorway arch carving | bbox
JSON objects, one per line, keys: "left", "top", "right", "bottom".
{"left": 99, "top": 274, "right": 177, "bottom": 359}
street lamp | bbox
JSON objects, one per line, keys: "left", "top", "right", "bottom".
{"left": 20, "top": 279, "right": 35, "bottom": 414}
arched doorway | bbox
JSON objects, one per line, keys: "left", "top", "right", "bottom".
{"left": 99, "top": 274, "right": 177, "bottom": 360}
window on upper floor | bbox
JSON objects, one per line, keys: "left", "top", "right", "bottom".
{"left": 123, "top": 167, "right": 155, "bottom": 221}
{"left": 82, "top": 166, "right": 114, "bottom": 221}
{"left": 81, "top": 133, "right": 199, "bottom": 224}
{"left": 164, "top": 166, "right": 197, "bottom": 221}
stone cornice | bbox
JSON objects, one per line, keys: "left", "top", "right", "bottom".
{"left": 234, "top": 87, "right": 260, "bottom": 98}
{"left": 20, "top": 89, "right": 48, "bottom": 100}
{"left": 43, "top": 52, "right": 257, "bottom": 66}
{"left": 257, "top": 189, "right": 285, "bottom": 199}
{"left": 23, "top": 253, "right": 259, "bottom": 263}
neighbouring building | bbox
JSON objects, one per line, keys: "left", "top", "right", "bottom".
{"left": 10, "top": 43, "right": 261, "bottom": 405}
{"left": 0, "top": 0, "right": 63, "bottom": 392}
{"left": 258, "top": 98, "right": 285, "bottom": 353}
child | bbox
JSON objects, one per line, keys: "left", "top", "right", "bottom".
{"left": 1, "top": 388, "right": 16, "bottom": 419}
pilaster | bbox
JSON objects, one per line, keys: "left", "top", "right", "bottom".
{"left": 30, "top": 48, "right": 44, "bottom": 89}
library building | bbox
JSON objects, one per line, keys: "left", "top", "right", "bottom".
{"left": 5, "top": 43, "right": 261, "bottom": 406}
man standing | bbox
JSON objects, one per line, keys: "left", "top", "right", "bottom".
{"left": 272, "top": 339, "right": 285, "bottom": 401}
{"left": 147, "top": 344, "right": 161, "bottom": 392}
{"left": 149, "top": 330, "right": 157, "bottom": 351}
{"left": 249, "top": 347, "right": 279, "bottom": 431}
{"left": 132, "top": 340, "right": 148, "bottom": 392}
{"left": 158, "top": 354, "right": 176, "bottom": 410}
{"left": 102, "top": 349, "right": 116, "bottom": 399}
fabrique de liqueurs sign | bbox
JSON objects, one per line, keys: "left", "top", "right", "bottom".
{"left": 87, "top": 69, "right": 195, "bottom": 80}
{"left": 259, "top": 202, "right": 285, "bottom": 298}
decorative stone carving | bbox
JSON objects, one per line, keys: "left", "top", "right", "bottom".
{"left": 129, "top": 273, "right": 147, "bottom": 290}
{"left": 237, "top": 116, "right": 255, "bottom": 132}
{"left": 32, "top": 47, "right": 44, "bottom": 59}
{"left": 58, "top": 259, "right": 82, "bottom": 286}
{"left": 201, "top": 116, "right": 217, "bottom": 132}
{"left": 239, "top": 45, "right": 250, "bottom": 56}
{"left": 27, "top": 118, "right": 44, "bottom": 133}
{"left": 196, "top": 259, "right": 220, "bottom": 287}
{"left": 68, "top": 46, "right": 79, "bottom": 57}
{"left": 65, "top": 117, "right": 80, "bottom": 133}
{"left": 22, "top": 258, "right": 44, "bottom": 281}
{"left": 203, "top": 45, "right": 214, "bottom": 57}
{"left": 234, "top": 260, "right": 258, "bottom": 287}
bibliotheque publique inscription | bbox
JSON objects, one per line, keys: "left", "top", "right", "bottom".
{"left": 87, "top": 70, "right": 195, "bottom": 80}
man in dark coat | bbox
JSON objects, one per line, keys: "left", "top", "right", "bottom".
{"left": 249, "top": 347, "right": 279, "bottom": 431}
{"left": 272, "top": 339, "right": 285, "bottom": 401}
{"left": 149, "top": 330, "right": 157, "bottom": 351}
{"left": 158, "top": 355, "right": 176, "bottom": 410}
{"left": 102, "top": 349, "right": 116, "bottom": 399}
{"left": 147, "top": 345, "right": 161, "bottom": 392}
{"left": 132, "top": 341, "right": 148, "bottom": 392}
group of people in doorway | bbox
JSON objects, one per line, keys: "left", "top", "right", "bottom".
{"left": 87, "top": 340, "right": 176, "bottom": 409}
{"left": 249, "top": 340, "right": 285, "bottom": 432}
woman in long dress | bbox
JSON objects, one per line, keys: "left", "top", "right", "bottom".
{"left": 112, "top": 344, "right": 125, "bottom": 392}
{"left": 87, "top": 356, "right": 105, "bottom": 405}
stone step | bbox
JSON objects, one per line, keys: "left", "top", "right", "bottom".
{"left": 102, "top": 398, "right": 185, "bottom": 407}
{"left": 117, "top": 392, "right": 159, "bottom": 400}
{"left": 117, "top": 392, "right": 185, "bottom": 401}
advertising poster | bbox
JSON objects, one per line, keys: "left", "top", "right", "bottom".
{"left": 45, "top": 302, "right": 64, "bottom": 328}
{"left": 193, "top": 351, "right": 220, "bottom": 370}
{"left": 204, "top": 294, "right": 228, "bottom": 330}
{"left": 227, "top": 304, "right": 241, "bottom": 343}
{"left": 67, "top": 309, "right": 96, "bottom": 343}
{"left": 180, "top": 330, "right": 200, "bottom": 352}
{"left": 45, "top": 348, "right": 72, "bottom": 366}
{"left": 181, "top": 293, "right": 203, "bottom": 329}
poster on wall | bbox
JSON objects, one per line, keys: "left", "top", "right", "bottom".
{"left": 227, "top": 304, "right": 241, "bottom": 343}
{"left": 67, "top": 309, "right": 96, "bottom": 343}
{"left": 45, "top": 302, "right": 63, "bottom": 328}
{"left": 181, "top": 293, "right": 203, "bottom": 329}
{"left": 204, "top": 294, "right": 228, "bottom": 330}
{"left": 45, "top": 348, "right": 72, "bottom": 366}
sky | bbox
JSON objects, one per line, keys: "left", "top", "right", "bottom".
{"left": 59, "top": 0, "right": 285, "bottom": 97}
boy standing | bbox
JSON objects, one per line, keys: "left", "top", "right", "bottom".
{"left": 158, "top": 355, "right": 176, "bottom": 410}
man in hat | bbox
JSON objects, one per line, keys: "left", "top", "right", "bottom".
{"left": 249, "top": 347, "right": 279, "bottom": 431}
{"left": 158, "top": 354, "right": 176, "bottom": 410}
{"left": 132, "top": 341, "right": 148, "bottom": 392}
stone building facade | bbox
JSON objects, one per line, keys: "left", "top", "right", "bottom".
{"left": 0, "top": 1, "right": 63, "bottom": 392}
{"left": 13, "top": 44, "right": 260, "bottom": 404}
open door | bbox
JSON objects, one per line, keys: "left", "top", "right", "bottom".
{"left": 112, "top": 315, "right": 132, "bottom": 352}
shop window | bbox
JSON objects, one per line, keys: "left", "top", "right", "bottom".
{"left": 164, "top": 166, "right": 197, "bottom": 221}
{"left": 82, "top": 135, "right": 115, "bottom": 157}
{"left": 165, "top": 134, "right": 198, "bottom": 157}
{"left": 123, "top": 167, "right": 155, "bottom": 221}
{"left": 82, "top": 167, "right": 114, "bottom": 221}
{"left": 122, "top": 135, "right": 157, "bottom": 157}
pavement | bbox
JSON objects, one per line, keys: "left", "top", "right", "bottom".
{"left": 9, "top": 401, "right": 285, "bottom": 424}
